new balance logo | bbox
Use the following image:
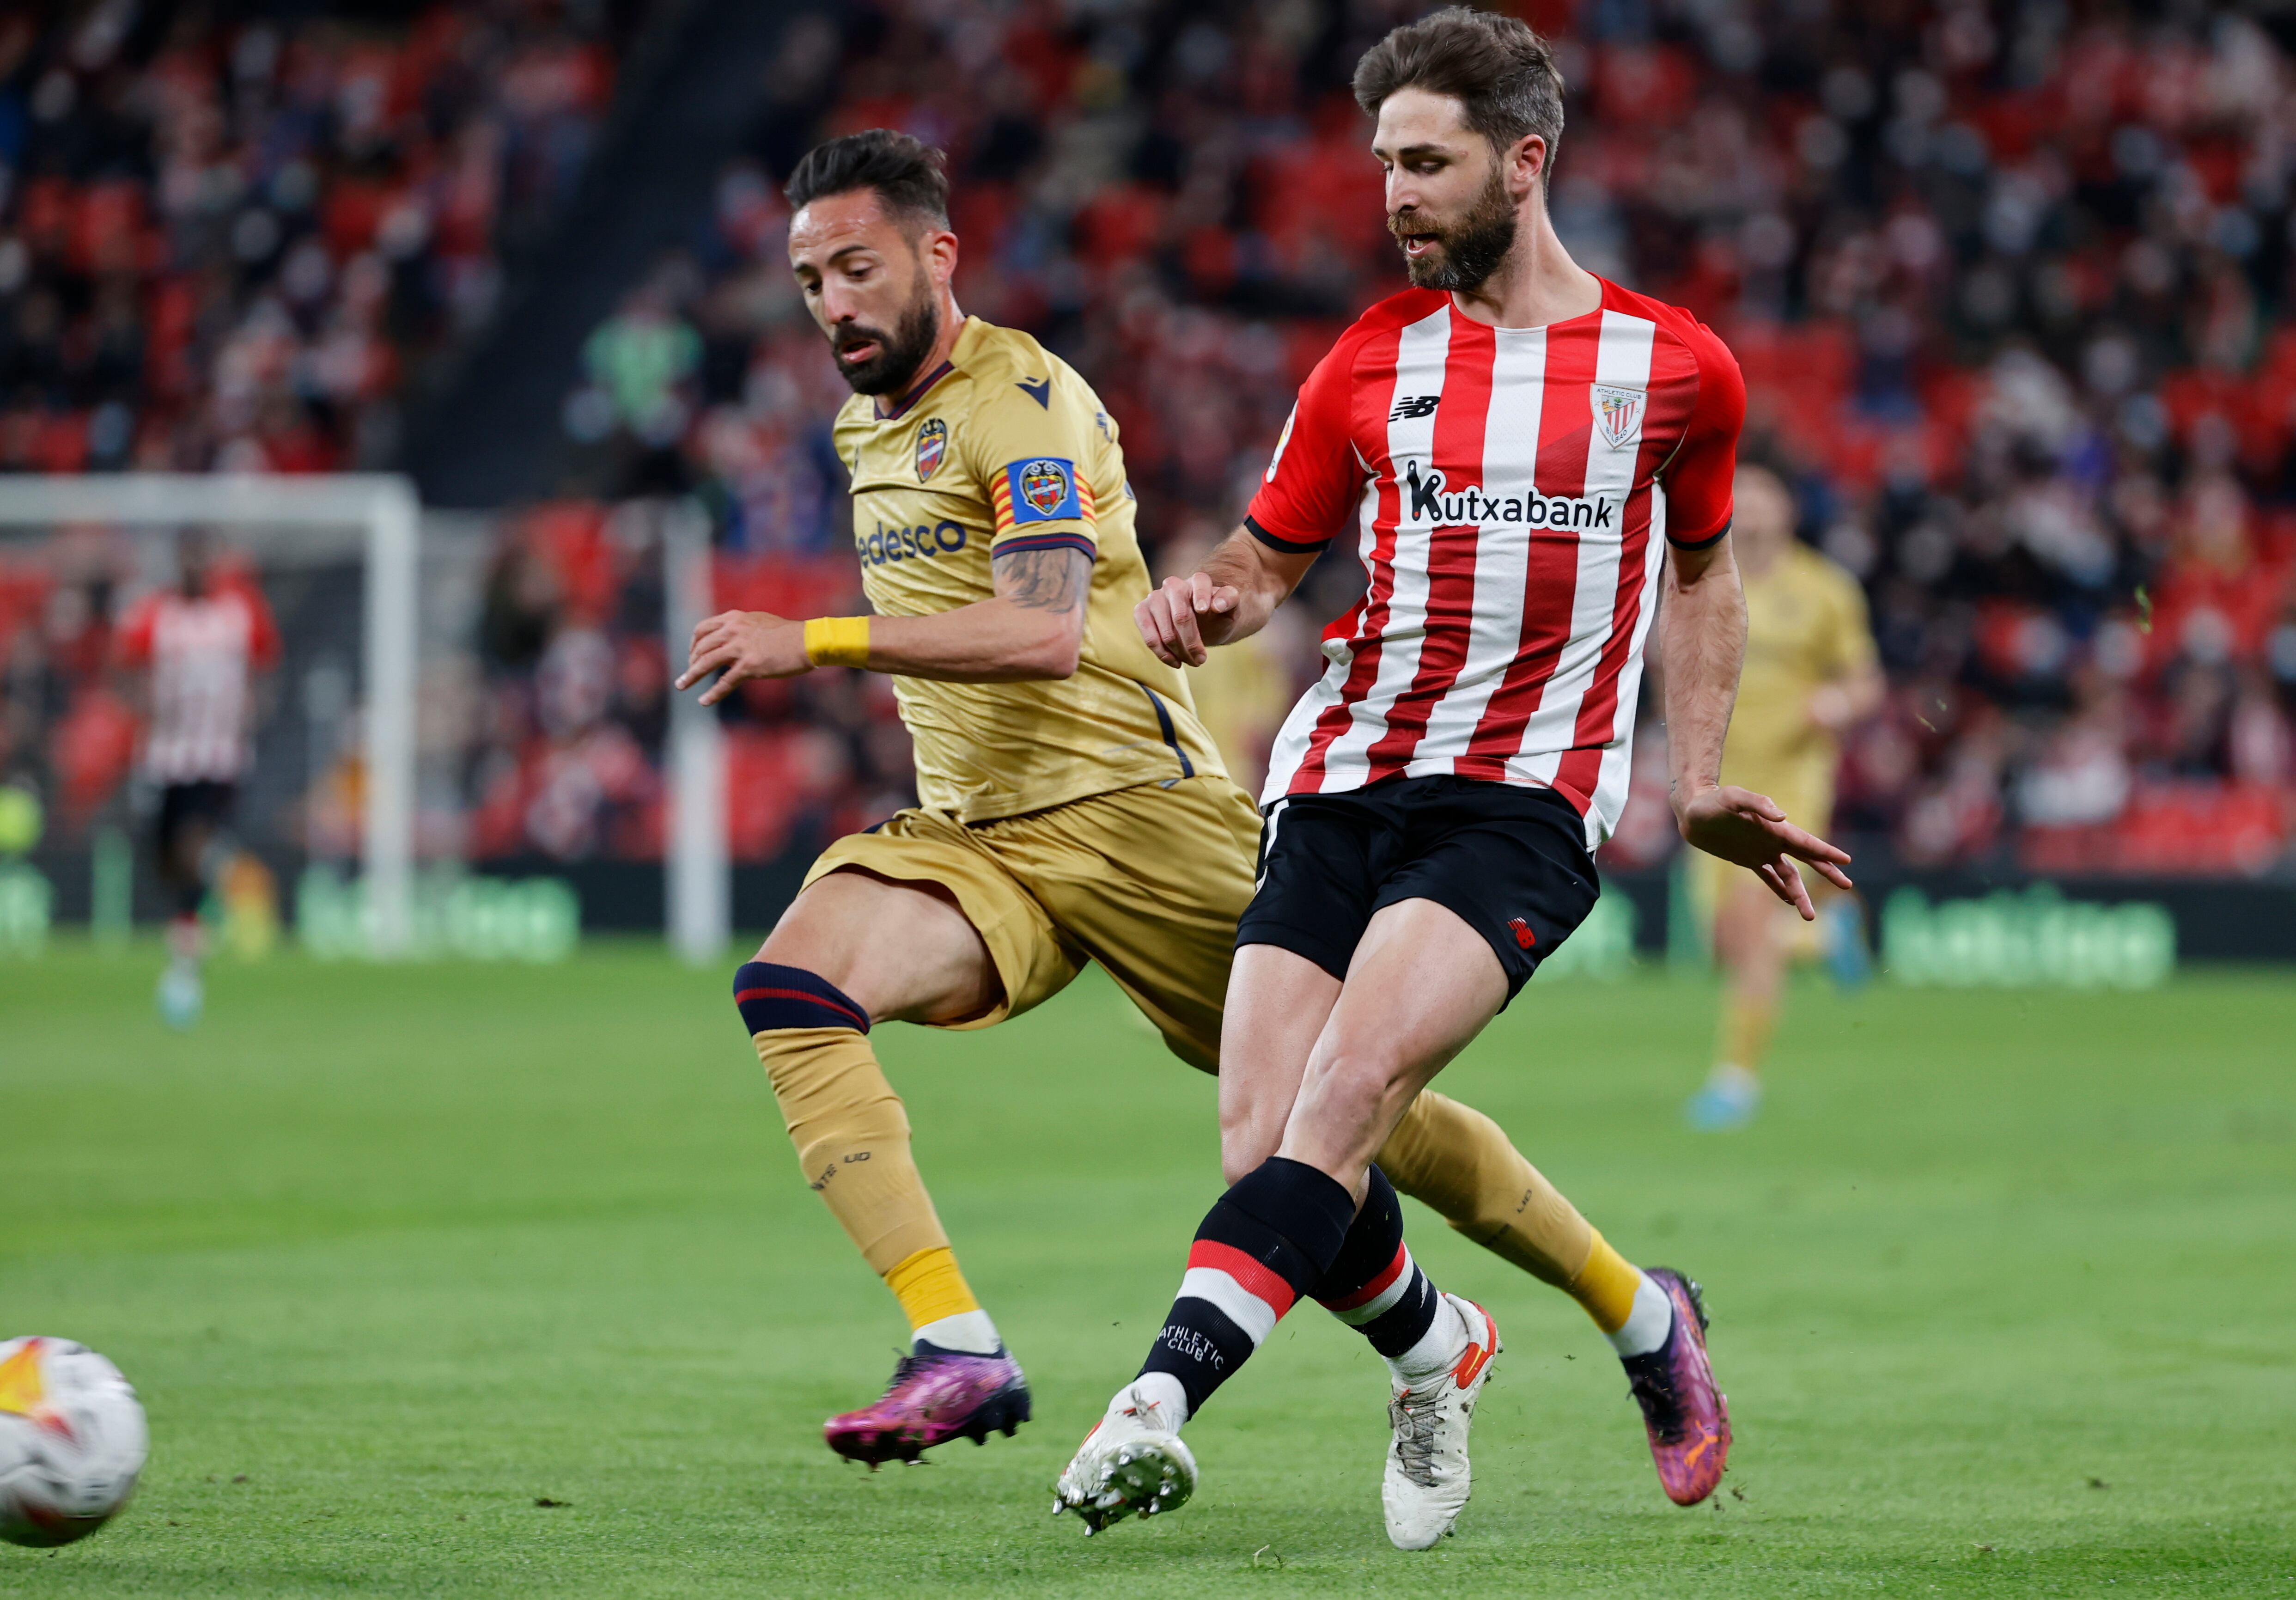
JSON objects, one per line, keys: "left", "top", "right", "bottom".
{"left": 1402, "top": 461, "right": 1615, "bottom": 531}
{"left": 1390, "top": 393, "right": 1439, "bottom": 421}
{"left": 1509, "top": 917, "right": 1537, "bottom": 949}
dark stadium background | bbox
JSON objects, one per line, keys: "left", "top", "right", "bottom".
{"left": 4, "top": 0, "right": 2296, "bottom": 951}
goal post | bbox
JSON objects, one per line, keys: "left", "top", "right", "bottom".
{"left": 0, "top": 474, "right": 420, "bottom": 956}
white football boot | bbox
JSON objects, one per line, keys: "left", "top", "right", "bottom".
{"left": 1382, "top": 1293, "right": 1502, "bottom": 1550}
{"left": 1052, "top": 1380, "right": 1197, "bottom": 1535}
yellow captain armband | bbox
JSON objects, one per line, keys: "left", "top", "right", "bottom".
{"left": 803, "top": 616, "right": 872, "bottom": 669}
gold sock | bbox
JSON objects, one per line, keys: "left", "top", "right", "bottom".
{"left": 1376, "top": 1091, "right": 1595, "bottom": 1288}
{"left": 1565, "top": 1228, "right": 1644, "bottom": 1334}
{"left": 750, "top": 1025, "right": 955, "bottom": 1282}
{"left": 883, "top": 1245, "right": 981, "bottom": 1331}
{"left": 1716, "top": 992, "right": 1777, "bottom": 1077}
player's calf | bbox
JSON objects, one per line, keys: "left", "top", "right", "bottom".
{"left": 734, "top": 960, "right": 1028, "bottom": 1463}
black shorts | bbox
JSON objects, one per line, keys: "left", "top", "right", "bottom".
{"left": 1236, "top": 776, "right": 1600, "bottom": 1003}
{"left": 156, "top": 781, "right": 236, "bottom": 870}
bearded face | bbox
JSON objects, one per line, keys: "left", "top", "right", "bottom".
{"left": 1389, "top": 162, "right": 1519, "bottom": 293}
{"left": 828, "top": 257, "right": 943, "bottom": 396}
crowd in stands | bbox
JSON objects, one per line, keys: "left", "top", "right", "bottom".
{"left": 0, "top": 0, "right": 639, "bottom": 849}
{"left": 7, "top": 0, "right": 2296, "bottom": 882}
{"left": 540, "top": 0, "right": 2296, "bottom": 875}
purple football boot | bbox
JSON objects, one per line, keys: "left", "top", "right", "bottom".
{"left": 1619, "top": 1268, "right": 1730, "bottom": 1505}
{"left": 823, "top": 1341, "right": 1032, "bottom": 1467}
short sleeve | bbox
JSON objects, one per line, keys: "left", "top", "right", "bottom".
{"left": 239, "top": 582, "right": 282, "bottom": 670}
{"left": 964, "top": 377, "right": 1102, "bottom": 562}
{"left": 1244, "top": 336, "right": 1364, "bottom": 552}
{"left": 115, "top": 595, "right": 157, "bottom": 668}
{"left": 1818, "top": 564, "right": 1878, "bottom": 678}
{"left": 1661, "top": 322, "right": 1746, "bottom": 550}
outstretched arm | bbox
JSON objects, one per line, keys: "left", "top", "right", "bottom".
{"left": 676, "top": 544, "right": 1092, "bottom": 704}
{"left": 1662, "top": 534, "right": 1854, "bottom": 919}
{"left": 1135, "top": 526, "right": 1319, "bottom": 668}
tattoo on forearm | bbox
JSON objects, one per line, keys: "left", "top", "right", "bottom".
{"left": 993, "top": 546, "right": 1092, "bottom": 612}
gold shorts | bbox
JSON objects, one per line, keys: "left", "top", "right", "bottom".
{"left": 802, "top": 776, "right": 1262, "bottom": 1072}
{"left": 1686, "top": 771, "right": 1834, "bottom": 925}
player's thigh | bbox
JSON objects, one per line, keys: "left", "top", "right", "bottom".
{"left": 1277, "top": 897, "right": 1511, "bottom": 1181}
{"left": 759, "top": 868, "right": 1000, "bottom": 1026}
{"left": 1009, "top": 777, "right": 1260, "bottom": 1072}
{"left": 1218, "top": 941, "right": 1341, "bottom": 1181}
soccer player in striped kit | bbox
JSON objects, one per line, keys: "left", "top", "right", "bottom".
{"left": 117, "top": 528, "right": 280, "bottom": 1029}
{"left": 1057, "top": 8, "right": 1852, "bottom": 1547}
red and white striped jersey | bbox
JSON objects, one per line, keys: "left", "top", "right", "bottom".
{"left": 1244, "top": 278, "right": 1745, "bottom": 847}
{"left": 116, "top": 581, "right": 281, "bottom": 784}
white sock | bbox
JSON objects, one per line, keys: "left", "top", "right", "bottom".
{"left": 1605, "top": 1272, "right": 1674, "bottom": 1358}
{"left": 1390, "top": 1293, "right": 1470, "bottom": 1386}
{"left": 1123, "top": 1372, "right": 1188, "bottom": 1430}
{"left": 913, "top": 1308, "right": 1001, "bottom": 1356}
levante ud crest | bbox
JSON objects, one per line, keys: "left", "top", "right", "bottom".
{"left": 1591, "top": 384, "right": 1645, "bottom": 450}
{"left": 915, "top": 417, "right": 948, "bottom": 481}
{"left": 1019, "top": 457, "right": 1072, "bottom": 515}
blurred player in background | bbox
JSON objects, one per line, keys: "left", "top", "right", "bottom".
{"left": 679, "top": 130, "right": 1692, "bottom": 1481}
{"left": 1685, "top": 464, "right": 1882, "bottom": 1131}
{"left": 1060, "top": 9, "right": 1849, "bottom": 1547}
{"left": 117, "top": 528, "right": 280, "bottom": 1027}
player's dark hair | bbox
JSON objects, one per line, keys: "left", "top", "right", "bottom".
{"left": 783, "top": 129, "right": 951, "bottom": 229}
{"left": 1352, "top": 7, "right": 1567, "bottom": 183}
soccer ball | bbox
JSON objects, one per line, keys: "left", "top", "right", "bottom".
{"left": 0, "top": 1337, "right": 149, "bottom": 1547}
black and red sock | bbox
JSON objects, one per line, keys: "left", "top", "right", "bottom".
{"left": 1136, "top": 1156, "right": 1355, "bottom": 1418}
{"left": 1312, "top": 1165, "right": 1443, "bottom": 1359}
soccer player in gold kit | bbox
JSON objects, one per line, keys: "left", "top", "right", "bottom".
{"left": 1684, "top": 463, "right": 1883, "bottom": 1130}
{"left": 678, "top": 130, "right": 1689, "bottom": 1483}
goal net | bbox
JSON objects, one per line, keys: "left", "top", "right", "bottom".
{"left": 0, "top": 475, "right": 424, "bottom": 955}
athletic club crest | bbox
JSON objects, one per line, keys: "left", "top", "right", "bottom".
{"left": 1591, "top": 384, "right": 1646, "bottom": 450}
{"left": 914, "top": 417, "right": 948, "bottom": 481}
{"left": 1019, "top": 458, "right": 1072, "bottom": 516}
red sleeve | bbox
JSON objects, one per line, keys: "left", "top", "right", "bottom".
{"left": 238, "top": 582, "right": 282, "bottom": 670}
{"left": 115, "top": 595, "right": 157, "bottom": 668}
{"left": 1243, "top": 330, "right": 1365, "bottom": 552}
{"left": 1661, "top": 320, "right": 1746, "bottom": 550}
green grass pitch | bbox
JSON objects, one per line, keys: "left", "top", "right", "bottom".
{"left": 3, "top": 945, "right": 2292, "bottom": 1597}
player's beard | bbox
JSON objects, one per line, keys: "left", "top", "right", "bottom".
{"left": 1391, "top": 167, "right": 1518, "bottom": 293}
{"left": 829, "top": 267, "right": 943, "bottom": 397}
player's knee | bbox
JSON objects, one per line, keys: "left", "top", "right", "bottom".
{"left": 732, "top": 960, "right": 875, "bottom": 1038}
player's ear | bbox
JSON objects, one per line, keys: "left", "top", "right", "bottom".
{"left": 1510, "top": 134, "right": 1548, "bottom": 201}
{"left": 922, "top": 225, "right": 960, "bottom": 292}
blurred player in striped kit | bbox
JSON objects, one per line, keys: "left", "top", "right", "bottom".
{"left": 117, "top": 528, "right": 280, "bottom": 1027}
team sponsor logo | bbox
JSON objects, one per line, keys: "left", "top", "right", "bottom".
{"left": 1016, "top": 376, "right": 1053, "bottom": 408}
{"left": 914, "top": 417, "right": 948, "bottom": 481}
{"left": 1400, "top": 460, "right": 1615, "bottom": 531}
{"left": 1591, "top": 384, "right": 1646, "bottom": 450}
{"left": 1390, "top": 393, "right": 1440, "bottom": 421}
{"left": 1005, "top": 457, "right": 1082, "bottom": 522}
{"left": 858, "top": 519, "right": 968, "bottom": 566}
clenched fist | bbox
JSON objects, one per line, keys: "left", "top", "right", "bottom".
{"left": 1135, "top": 572, "right": 1241, "bottom": 668}
{"left": 676, "top": 609, "right": 810, "bottom": 705}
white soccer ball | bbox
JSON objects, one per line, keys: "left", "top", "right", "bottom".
{"left": 0, "top": 1337, "right": 149, "bottom": 1546}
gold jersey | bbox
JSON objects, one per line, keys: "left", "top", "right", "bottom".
{"left": 1722, "top": 543, "right": 1878, "bottom": 788}
{"left": 833, "top": 316, "right": 1225, "bottom": 823}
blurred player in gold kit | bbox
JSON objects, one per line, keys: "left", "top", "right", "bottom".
{"left": 678, "top": 130, "right": 1700, "bottom": 1490}
{"left": 1685, "top": 464, "right": 1882, "bottom": 1130}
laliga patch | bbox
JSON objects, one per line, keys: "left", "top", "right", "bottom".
{"left": 1590, "top": 384, "right": 1646, "bottom": 450}
{"left": 914, "top": 417, "right": 948, "bottom": 482}
{"left": 1006, "top": 457, "right": 1081, "bottom": 522}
